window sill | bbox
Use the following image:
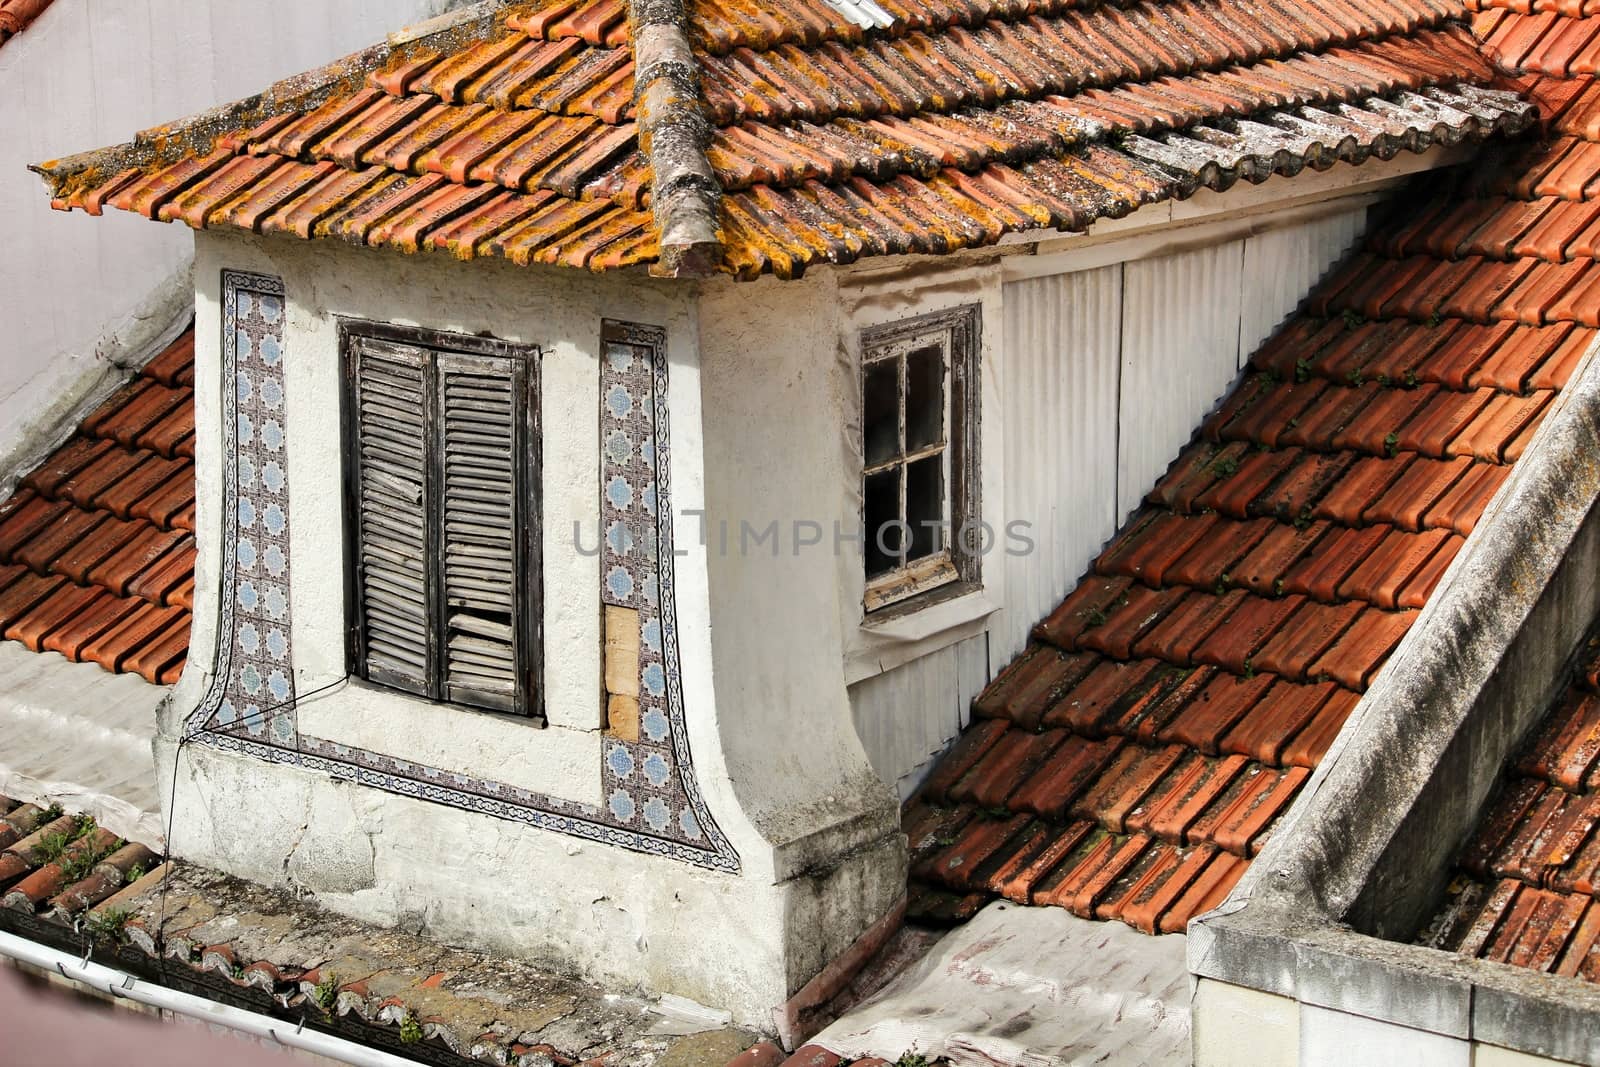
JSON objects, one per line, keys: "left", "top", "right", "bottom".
{"left": 845, "top": 584, "right": 999, "bottom": 685}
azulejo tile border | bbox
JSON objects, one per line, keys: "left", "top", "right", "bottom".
{"left": 184, "top": 272, "right": 737, "bottom": 871}
{"left": 598, "top": 320, "right": 734, "bottom": 859}
{"left": 186, "top": 270, "right": 298, "bottom": 744}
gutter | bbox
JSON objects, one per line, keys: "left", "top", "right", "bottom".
{"left": 0, "top": 929, "right": 424, "bottom": 1067}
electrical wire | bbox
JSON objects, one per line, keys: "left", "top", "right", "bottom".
{"left": 149, "top": 675, "right": 348, "bottom": 984}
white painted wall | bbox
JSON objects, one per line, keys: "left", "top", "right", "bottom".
{"left": 161, "top": 229, "right": 903, "bottom": 1025}
{"left": 0, "top": 0, "right": 468, "bottom": 476}
{"left": 152, "top": 190, "right": 1363, "bottom": 1020}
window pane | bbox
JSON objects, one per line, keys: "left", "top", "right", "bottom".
{"left": 863, "top": 359, "right": 900, "bottom": 467}
{"left": 864, "top": 467, "right": 902, "bottom": 577}
{"left": 905, "top": 344, "right": 944, "bottom": 452}
{"left": 906, "top": 455, "right": 944, "bottom": 561}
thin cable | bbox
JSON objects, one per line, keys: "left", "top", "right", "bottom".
{"left": 151, "top": 676, "right": 347, "bottom": 982}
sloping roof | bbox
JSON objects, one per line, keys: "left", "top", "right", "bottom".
{"left": 1421, "top": 635, "right": 1600, "bottom": 980}
{"left": 0, "top": 799, "right": 158, "bottom": 919}
{"left": 904, "top": 14, "right": 1600, "bottom": 931}
{"left": 1405, "top": 12, "right": 1600, "bottom": 972}
{"left": 0, "top": 0, "right": 52, "bottom": 49}
{"left": 0, "top": 793, "right": 783, "bottom": 1066}
{"left": 35, "top": 0, "right": 1534, "bottom": 279}
{"left": 0, "top": 330, "right": 196, "bottom": 686}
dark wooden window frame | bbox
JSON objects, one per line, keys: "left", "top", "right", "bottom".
{"left": 859, "top": 304, "right": 982, "bottom": 615}
{"left": 338, "top": 319, "right": 544, "bottom": 722}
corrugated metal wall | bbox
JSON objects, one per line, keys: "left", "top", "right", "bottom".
{"left": 849, "top": 634, "right": 988, "bottom": 800}
{"left": 849, "top": 205, "right": 1369, "bottom": 790}
{"left": 994, "top": 264, "right": 1124, "bottom": 664}
{"left": 996, "top": 205, "right": 1367, "bottom": 673}
{"left": 1118, "top": 242, "right": 1248, "bottom": 521}
{"left": 1239, "top": 210, "right": 1370, "bottom": 362}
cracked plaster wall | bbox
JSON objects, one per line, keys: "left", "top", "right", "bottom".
{"left": 154, "top": 229, "right": 904, "bottom": 1026}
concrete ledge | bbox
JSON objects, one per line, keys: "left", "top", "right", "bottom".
{"left": 1189, "top": 333, "right": 1600, "bottom": 1064}
{"left": 1195, "top": 919, "right": 1600, "bottom": 1065}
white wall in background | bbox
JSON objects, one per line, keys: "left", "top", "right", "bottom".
{"left": 0, "top": 0, "right": 467, "bottom": 475}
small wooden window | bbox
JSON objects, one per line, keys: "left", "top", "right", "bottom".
{"left": 860, "top": 305, "right": 981, "bottom": 613}
{"left": 342, "top": 325, "right": 541, "bottom": 718}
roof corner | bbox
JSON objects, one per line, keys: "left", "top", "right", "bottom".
{"left": 0, "top": 0, "right": 53, "bottom": 47}
{"left": 630, "top": 0, "right": 722, "bottom": 279}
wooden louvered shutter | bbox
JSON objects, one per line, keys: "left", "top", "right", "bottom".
{"left": 435, "top": 353, "right": 527, "bottom": 714}
{"left": 350, "top": 337, "right": 434, "bottom": 698}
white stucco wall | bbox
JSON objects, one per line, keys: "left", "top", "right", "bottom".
{"left": 158, "top": 230, "right": 903, "bottom": 1026}
{"left": 0, "top": 0, "right": 470, "bottom": 476}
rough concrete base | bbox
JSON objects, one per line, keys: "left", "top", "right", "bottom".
{"left": 0, "top": 641, "right": 165, "bottom": 846}
{"left": 815, "top": 902, "right": 1192, "bottom": 1066}
{"left": 51, "top": 859, "right": 760, "bottom": 1065}
{"left": 158, "top": 736, "right": 907, "bottom": 1030}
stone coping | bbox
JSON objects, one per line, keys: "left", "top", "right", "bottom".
{"left": 1189, "top": 329, "right": 1600, "bottom": 1065}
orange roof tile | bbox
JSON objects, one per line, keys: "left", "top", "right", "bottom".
{"left": 906, "top": 10, "right": 1600, "bottom": 931}
{"left": 35, "top": 0, "right": 1535, "bottom": 279}
{"left": 0, "top": 330, "right": 196, "bottom": 686}
{"left": 1423, "top": 637, "right": 1600, "bottom": 981}
{"left": 0, "top": 0, "right": 52, "bottom": 49}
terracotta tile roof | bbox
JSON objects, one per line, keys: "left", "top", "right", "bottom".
{"left": 0, "top": 330, "right": 196, "bottom": 685}
{"left": 36, "top": 0, "right": 1535, "bottom": 278}
{"left": 1420, "top": 634, "right": 1600, "bottom": 980}
{"left": 0, "top": 798, "right": 160, "bottom": 926}
{"left": 0, "top": 0, "right": 52, "bottom": 48}
{"left": 0, "top": 792, "right": 783, "bottom": 1066}
{"left": 904, "top": 17, "right": 1600, "bottom": 932}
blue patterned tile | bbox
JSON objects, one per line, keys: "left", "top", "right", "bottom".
{"left": 608, "top": 790, "right": 635, "bottom": 822}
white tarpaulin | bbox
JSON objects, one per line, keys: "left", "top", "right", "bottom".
{"left": 0, "top": 641, "right": 167, "bottom": 847}
{"left": 815, "top": 901, "right": 1192, "bottom": 1066}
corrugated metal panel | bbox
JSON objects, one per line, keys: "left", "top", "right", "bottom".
{"left": 1238, "top": 206, "right": 1368, "bottom": 363}
{"left": 1117, "top": 241, "right": 1246, "bottom": 521}
{"left": 995, "top": 265, "right": 1123, "bottom": 668}
{"left": 850, "top": 634, "right": 988, "bottom": 800}
{"left": 853, "top": 208, "right": 1372, "bottom": 791}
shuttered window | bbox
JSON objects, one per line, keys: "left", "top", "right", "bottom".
{"left": 344, "top": 328, "right": 540, "bottom": 718}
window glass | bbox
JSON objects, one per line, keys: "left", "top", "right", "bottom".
{"left": 859, "top": 305, "right": 980, "bottom": 613}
